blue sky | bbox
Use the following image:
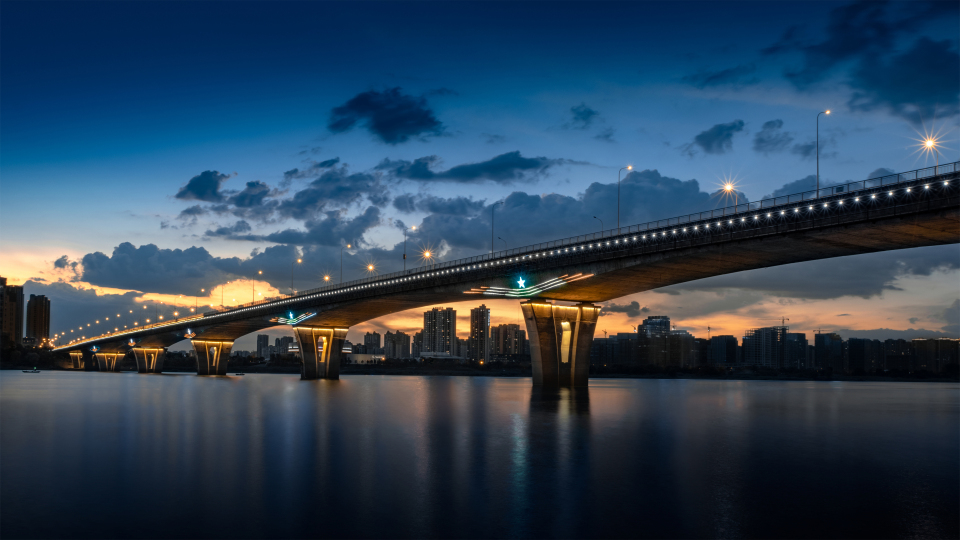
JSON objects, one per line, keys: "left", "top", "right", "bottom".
{"left": 1, "top": 1, "right": 957, "bottom": 348}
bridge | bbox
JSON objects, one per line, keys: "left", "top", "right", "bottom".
{"left": 57, "top": 163, "right": 960, "bottom": 386}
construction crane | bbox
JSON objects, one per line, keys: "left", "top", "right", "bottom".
{"left": 759, "top": 317, "right": 790, "bottom": 327}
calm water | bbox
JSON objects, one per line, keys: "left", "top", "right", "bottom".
{"left": 1, "top": 372, "right": 957, "bottom": 539}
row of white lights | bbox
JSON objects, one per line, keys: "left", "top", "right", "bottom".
{"left": 63, "top": 178, "right": 953, "bottom": 349}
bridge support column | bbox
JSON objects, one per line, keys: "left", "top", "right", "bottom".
{"left": 93, "top": 352, "right": 124, "bottom": 372}
{"left": 191, "top": 340, "right": 233, "bottom": 375}
{"left": 69, "top": 351, "right": 85, "bottom": 369}
{"left": 132, "top": 348, "right": 165, "bottom": 373}
{"left": 521, "top": 301, "right": 600, "bottom": 387}
{"left": 293, "top": 327, "right": 349, "bottom": 380}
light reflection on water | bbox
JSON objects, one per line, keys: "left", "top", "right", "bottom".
{"left": 1, "top": 372, "right": 957, "bottom": 539}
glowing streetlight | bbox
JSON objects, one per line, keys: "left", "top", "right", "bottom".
{"left": 324, "top": 275, "right": 331, "bottom": 282}
{"left": 618, "top": 165, "right": 632, "bottom": 233}
{"left": 341, "top": 243, "right": 352, "bottom": 283}
{"left": 253, "top": 270, "right": 262, "bottom": 303}
{"left": 291, "top": 259, "right": 302, "bottom": 295}
{"left": 817, "top": 109, "right": 831, "bottom": 197}
{"left": 924, "top": 137, "right": 941, "bottom": 172}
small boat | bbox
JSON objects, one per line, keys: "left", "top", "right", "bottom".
{"left": 23, "top": 367, "right": 40, "bottom": 373}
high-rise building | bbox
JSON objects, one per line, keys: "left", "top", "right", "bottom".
{"left": 742, "top": 326, "right": 786, "bottom": 367}
{"left": 256, "top": 334, "right": 270, "bottom": 358}
{"left": 423, "top": 307, "right": 456, "bottom": 354}
{"left": 883, "top": 339, "right": 913, "bottom": 371}
{"left": 0, "top": 277, "right": 24, "bottom": 346}
{"left": 639, "top": 315, "right": 671, "bottom": 366}
{"left": 491, "top": 324, "right": 526, "bottom": 355}
{"left": 412, "top": 331, "right": 423, "bottom": 358}
{"left": 668, "top": 330, "right": 696, "bottom": 367}
{"left": 384, "top": 330, "right": 411, "bottom": 358}
{"left": 815, "top": 333, "right": 844, "bottom": 371}
{"left": 783, "top": 333, "right": 808, "bottom": 369}
{"left": 364, "top": 331, "right": 382, "bottom": 354}
{"left": 709, "top": 335, "right": 739, "bottom": 365}
{"left": 469, "top": 305, "right": 490, "bottom": 362}
{"left": 912, "top": 338, "right": 960, "bottom": 373}
{"left": 847, "top": 338, "right": 884, "bottom": 372}
{"left": 25, "top": 294, "right": 50, "bottom": 344}
{"left": 275, "top": 336, "right": 294, "bottom": 354}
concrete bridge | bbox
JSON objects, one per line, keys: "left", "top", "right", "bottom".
{"left": 57, "top": 163, "right": 960, "bottom": 386}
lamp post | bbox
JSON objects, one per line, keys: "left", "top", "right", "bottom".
{"left": 498, "top": 237, "right": 507, "bottom": 251}
{"left": 618, "top": 165, "right": 632, "bottom": 233}
{"left": 817, "top": 110, "right": 830, "bottom": 198}
{"left": 404, "top": 226, "right": 416, "bottom": 271}
{"left": 491, "top": 201, "right": 503, "bottom": 254}
{"left": 422, "top": 250, "right": 433, "bottom": 269}
{"left": 253, "top": 270, "right": 262, "bottom": 303}
{"left": 341, "top": 244, "right": 351, "bottom": 283}
{"left": 925, "top": 138, "right": 940, "bottom": 174}
{"left": 593, "top": 216, "right": 604, "bottom": 236}
{"left": 291, "top": 259, "right": 301, "bottom": 295}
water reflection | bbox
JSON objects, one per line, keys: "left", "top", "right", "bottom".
{"left": 1, "top": 373, "right": 957, "bottom": 539}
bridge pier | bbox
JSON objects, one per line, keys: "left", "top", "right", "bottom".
{"left": 521, "top": 301, "right": 600, "bottom": 387}
{"left": 293, "top": 327, "right": 349, "bottom": 380}
{"left": 93, "top": 352, "right": 124, "bottom": 372}
{"left": 132, "top": 348, "right": 165, "bottom": 374}
{"left": 191, "top": 340, "right": 233, "bottom": 375}
{"left": 69, "top": 351, "right": 84, "bottom": 369}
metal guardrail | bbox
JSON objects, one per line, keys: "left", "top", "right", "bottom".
{"left": 61, "top": 161, "right": 959, "bottom": 349}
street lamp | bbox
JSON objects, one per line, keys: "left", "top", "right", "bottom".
{"left": 341, "top": 244, "right": 351, "bottom": 283}
{"left": 498, "top": 236, "right": 507, "bottom": 251}
{"left": 817, "top": 110, "right": 830, "bottom": 198}
{"left": 404, "top": 225, "right": 417, "bottom": 271}
{"left": 253, "top": 270, "right": 262, "bottom": 302}
{"left": 291, "top": 258, "right": 301, "bottom": 295}
{"left": 593, "top": 216, "right": 604, "bottom": 236}
{"left": 422, "top": 249, "right": 433, "bottom": 268}
{"left": 618, "top": 165, "right": 632, "bottom": 233}
{"left": 491, "top": 201, "right": 503, "bottom": 255}
{"left": 925, "top": 137, "right": 941, "bottom": 173}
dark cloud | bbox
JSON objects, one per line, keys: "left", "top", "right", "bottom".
{"left": 762, "top": 174, "right": 843, "bottom": 199}
{"left": 867, "top": 167, "right": 895, "bottom": 179}
{"left": 482, "top": 133, "right": 506, "bottom": 144}
{"left": 22, "top": 280, "right": 145, "bottom": 338}
{"left": 178, "top": 205, "right": 207, "bottom": 219}
{"left": 262, "top": 207, "right": 382, "bottom": 247}
{"left": 940, "top": 299, "right": 960, "bottom": 334}
{"left": 595, "top": 128, "right": 616, "bottom": 143}
{"left": 378, "top": 151, "right": 575, "bottom": 184}
{"left": 392, "top": 194, "right": 418, "bottom": 213}
{"left": 765, "top": 1, "right": 959, "bottom": 124}
{"left": 53, "top": 255, "right": 70, "bottom": 269}
{"left": 229, "top": 181, "right": 271, "bottom": 208}
{"left": 848, "top": 38, "right": 960, "bottom": 124}
{"left": 753, "top": 119, "right": 794, "bottom": 154}
{"left": 566, "top": 103, "right": 600, "bottom": 129}
{"left": 831, "top": 327, "right": 957, "bottom": 341}
{"left": 283, "top": 158, "right": 341, "bottom": 181}
{"left": 174, "top": 171, "right": 232, "bottom": 203}
{"left": 392, "top": 194, "right": 485, "bottom": 215}
{"left": 80, "top": 242, "right": 241, "bottom": 294}
{"left": 204, "top": 220, "right": 253, "bottom": 239}
{"left": 277, "top": 168, "right": 381, "bottom": 220}
{"left": 682, "top": 64, "right": 758, "bottom": 88}
{"left": 328, "top": 87, "right": 444, "bottom": 144}
{"left": 684, "top": 120, "right": 745, "bottom": 155}
{"left": 600, "top": 301, "right": 650, "bottom": 318}
{"left": 659, "top": 245, "right": 959, "bottom": 300}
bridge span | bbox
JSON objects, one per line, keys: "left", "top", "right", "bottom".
{"left": 58, "top": 163, "right": 960, "bottom": 386}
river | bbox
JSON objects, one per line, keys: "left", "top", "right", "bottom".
{"left": 1, "top": 372, "right": 957, "bottom": 539}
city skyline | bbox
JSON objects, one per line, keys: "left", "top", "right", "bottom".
{"left": 1, "top": 1, "right": 958, "bottom": 350}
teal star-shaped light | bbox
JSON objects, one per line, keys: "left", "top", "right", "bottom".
{"left": 517, "top": 277, "right": 526, "bottom": 288}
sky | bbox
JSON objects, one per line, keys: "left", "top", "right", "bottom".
{"left": 1, "top": 0, "right": 958, "bottom": 351}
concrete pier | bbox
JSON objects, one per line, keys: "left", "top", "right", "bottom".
{"left": 293, "top": 326, "right": 349, "bottom": 380}
{"left": 69, "top": 351, "right": 85, "bottom": 369}
{"left": 132, "top": 348, "right": 165, "bottom": 373}
{"left": 93, "top": 352, "right": 124, "bottom": 372}
{"left": 191, "top": 340, "right": 233, "bottom": 375}
{"left": 521, "top": 301, "right": 600, "bottom": 387}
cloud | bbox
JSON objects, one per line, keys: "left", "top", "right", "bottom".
{"left": 600, "top": 301, "right": 650, "bottom": 318}
{"left": 178, "top": 205, "right": 207, "bottom": 219}
{"left": 867, "top": 167, "right": 895, "bottom": 179}
{"left": 282, "top": 158, "right": 341, "bottom": 181}
{"left": 21, "top": 280, "right": 145, "bottom": 338}
{"left": 659, "top": 245, "right": 959, "bottom": 300}
{"left": 848, "top": 38, "right": 960, "bottom": 124}
{"left": 565, "top": 103, "right": 600, "bottom": 129}
{"left": 392, "top": 194, "right": 485, "bottom": 215}
{"left": 276, "top": 168, "right": 381, "bottom": 220}
{"left": 53, "top": 256, "right": 71, "bottom": 269}
{"left": 174, "top": 171, "right": 232, "bottom": 203}
{"left": 908, "top": 317, "right": 920, "bottom": 324}
{"left": 595, "top": 128, "right": 616, "bottom": 143}
{"left": 940, "top": 299, "right": 960, "bottom": 334}
{"left": 229, "top": 181, "right": 271, "bottom": 208}
{"left": 764, "top": 1, "right": 959, "bottom": 124}
{"left": 328, "top": 87, "right": 444, "bottom": 144}
{"left": 392, "top": 194, "right": 417, "bottom": 213}
{"left": 378, "top": 151, "right": 575, "bottom": 184}
{"left": 80, "top": 242, "right": 242, "bottom": 294}
{"left": 482, "top": 133, "right": 506, "bottom": 144}
{"left": 682, "top": 64, "right": 758, "bottom": 88}
{"left": 684, "top": 120, "right": 745, "bottom": 155}
{"left": 753, "top": 120, "right": 795, "bottom": 154}
{"left": 204, "top": 220, "right": 253, "bottom": 239}
{"left": 262, "top": 206, "right": 382, "bottom": 247}
{"left": 831, "top": 327, "right": 957, "bottom": 341}
{"left": 762, "top": 175, "right": 819, "bottom": 199}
